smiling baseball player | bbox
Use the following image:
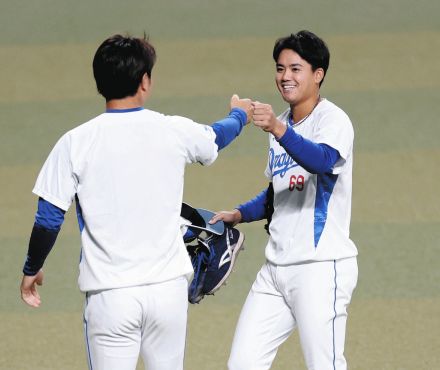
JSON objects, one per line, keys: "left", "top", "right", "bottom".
{"left": 19, "top": 34, "right": 252, "bottom": 370}
{"left": 211, "top": 30, "right": 358, "bottom": 370}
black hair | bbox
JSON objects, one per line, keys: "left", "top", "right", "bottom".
{"left": 273, "top": 30, "right": 330, "bottom": 86}
{"left": 92, "top": 34, "right": 156, "bottom": 101}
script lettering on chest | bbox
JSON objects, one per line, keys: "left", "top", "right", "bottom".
{"left": 269, "top": 148, "right": 299, "bottom": 178}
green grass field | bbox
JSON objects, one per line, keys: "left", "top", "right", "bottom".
{"left": 1, "top": 0, "right": 439, "bottom": 368}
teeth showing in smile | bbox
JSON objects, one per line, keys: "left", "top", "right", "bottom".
{"left": 282, "top": 85, "right": 295, "bottom": 91}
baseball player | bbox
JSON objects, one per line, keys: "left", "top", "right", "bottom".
{"left": 211, "top": 30, "right": 358, "bottom": 370}
{"left": 19, "top": 34, "right": 253, "bottom": 370}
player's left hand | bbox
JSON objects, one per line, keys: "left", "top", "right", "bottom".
{"left": 230, "top": 94, "right": 253, "bottom": 124}
{"left": 20, "top": 269, "right": 44, "bottom": 308}
{"left": 252, "top": 102, "right": 287, "bottom": 139}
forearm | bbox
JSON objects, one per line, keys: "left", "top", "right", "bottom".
{"left": 23, "top": 198, "right": 65, "bottom": 275}
{"left": 23, "top": 225, "right": 59, "bottom": 275}
{"left": 211, "top": 108, "right": 247, "bottom": 150}
{"left": 237, "top": 188, "right": 268, "bottom": 223}
{"left": 278, "top": 126, "right": 340, "bottom": 174}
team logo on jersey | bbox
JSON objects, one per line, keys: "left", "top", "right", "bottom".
{"left": 269, "top": 148, "right": 299, "bottom": 178}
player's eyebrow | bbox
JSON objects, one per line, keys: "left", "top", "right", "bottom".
{"left": 276, "top": 62, "right": 303, "bottom": 68}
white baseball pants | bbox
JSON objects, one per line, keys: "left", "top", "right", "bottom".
{"left": 83, "top": 277, "right": 188, "bottom": 370}
{"left": 228, "top": 257, "right": 358, "bottom": 370}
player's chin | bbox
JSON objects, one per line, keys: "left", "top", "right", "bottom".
{"left": 280, "top": 93, "right": 297, "bottom": 105}
{"left": 278, "top": 88, "right": 297, "bottom": 104}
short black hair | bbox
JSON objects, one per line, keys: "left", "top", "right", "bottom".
{"left": 92, "top": 34, "right": 156, "bottom": 101}
{"left": 273, "top": 30, "right": 330, "bottom": 86}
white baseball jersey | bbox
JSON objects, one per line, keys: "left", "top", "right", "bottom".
{"left": 33, "top": 108, "right": 218, "bottom": 292}
{"left": 264, "top": 98, "right": 358, "bottom": 265}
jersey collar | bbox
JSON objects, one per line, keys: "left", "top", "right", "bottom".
{"left": 105, "top": 107, "right": 144, "bottom": 113}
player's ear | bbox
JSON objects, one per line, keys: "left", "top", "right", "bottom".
{"left": 140, "top": 73, "right": 153, "bottom": 100}
{"left": 141, "top": 73, "right": 152, "bottom": 91}
{"left": 314, "top": 68, "right": 324, "bottom": 85}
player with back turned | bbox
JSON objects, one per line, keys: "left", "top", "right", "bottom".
{"left": 19, "top": 34, "right": 253, "bottom": 370}
{"left": 211, "top": 30, "right": 358, "bottom": 369}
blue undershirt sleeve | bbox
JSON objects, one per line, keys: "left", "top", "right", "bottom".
{"left": 211, "top": 108, "right": 247, "bottom": 151}
{"left": 237, "top": 188, "right": 268, "bottom": 223}
{"left": 22, "top": 198, "right": 66, "bottom": 276}
{"left": 277, "top": 126, "right": 340, "bottom": 174}
{"left": 35, "top": 197, "right": 66, "bottom": 231}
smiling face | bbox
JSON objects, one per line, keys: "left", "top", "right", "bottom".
{"left": 275, "top": 49, "right": 323, "bottom": 107}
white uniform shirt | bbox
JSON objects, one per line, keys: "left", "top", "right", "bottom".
{"left": 265, "top": 99, "right": 358, "bottom": 264}
{"left": 33, "top": 108, "right": 218, "bottom": 292}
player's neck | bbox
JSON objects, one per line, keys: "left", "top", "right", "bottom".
{"left": 290, "top": 94, "right": 321, "bottom": 124}
{"left": 106, "top": 95, "right": 145, "bottom": 111}
{"left": 105, "top": 76, "right": 152, "bottom": 111}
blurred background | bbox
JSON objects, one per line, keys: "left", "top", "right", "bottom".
{"left": 1, "top": 0, "right": 439, "bottom": 368}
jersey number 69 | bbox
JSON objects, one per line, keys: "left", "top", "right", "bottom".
{"left": 289, "top": 175, "right": 304, "bottom": 191}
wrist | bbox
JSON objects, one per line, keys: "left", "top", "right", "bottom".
{"left": 23, "top": 258, "right": 42, "bottom": 276}
{"left": 232, "top": 208, "right": 243, "bottom": 224}
{"left": 230, "top": 108, "right": 247, "bottom": 126}
{"left": 270, "top": 120, "right": 287, "bottom": 139}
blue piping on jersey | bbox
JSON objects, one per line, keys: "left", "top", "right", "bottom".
{"left": 75, "top": 196, "right": 85, "bottom": 264}
{"left": 332, "top": 260, "right": 337, "bottom": 370}
{"left": 75, "top": 195, "right": 85, "bottom": 233}
{"left": 84, "top": 294, "right": 93, "bottom": 370}
{"left": 314, "top": 173, "right": 338, "bottom": 247}
{"left": 105, "top": 107, "right": 144, "bottom": 113}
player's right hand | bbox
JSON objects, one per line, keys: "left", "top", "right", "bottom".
{"left": 252, "top": 101, "right": 287, "bottom": 139}
{"left": 230, "top": 94, "right": 253, "bottom": 124}
{"left": 20, "top": 269, "right": 44, "bottom": 308}
{"left": 209, "top": 209, "right": 242, "bottom": 227}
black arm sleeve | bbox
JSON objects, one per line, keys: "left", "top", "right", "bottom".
{"left": 22, "top": 224, "right": 60, "bottom": 276}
